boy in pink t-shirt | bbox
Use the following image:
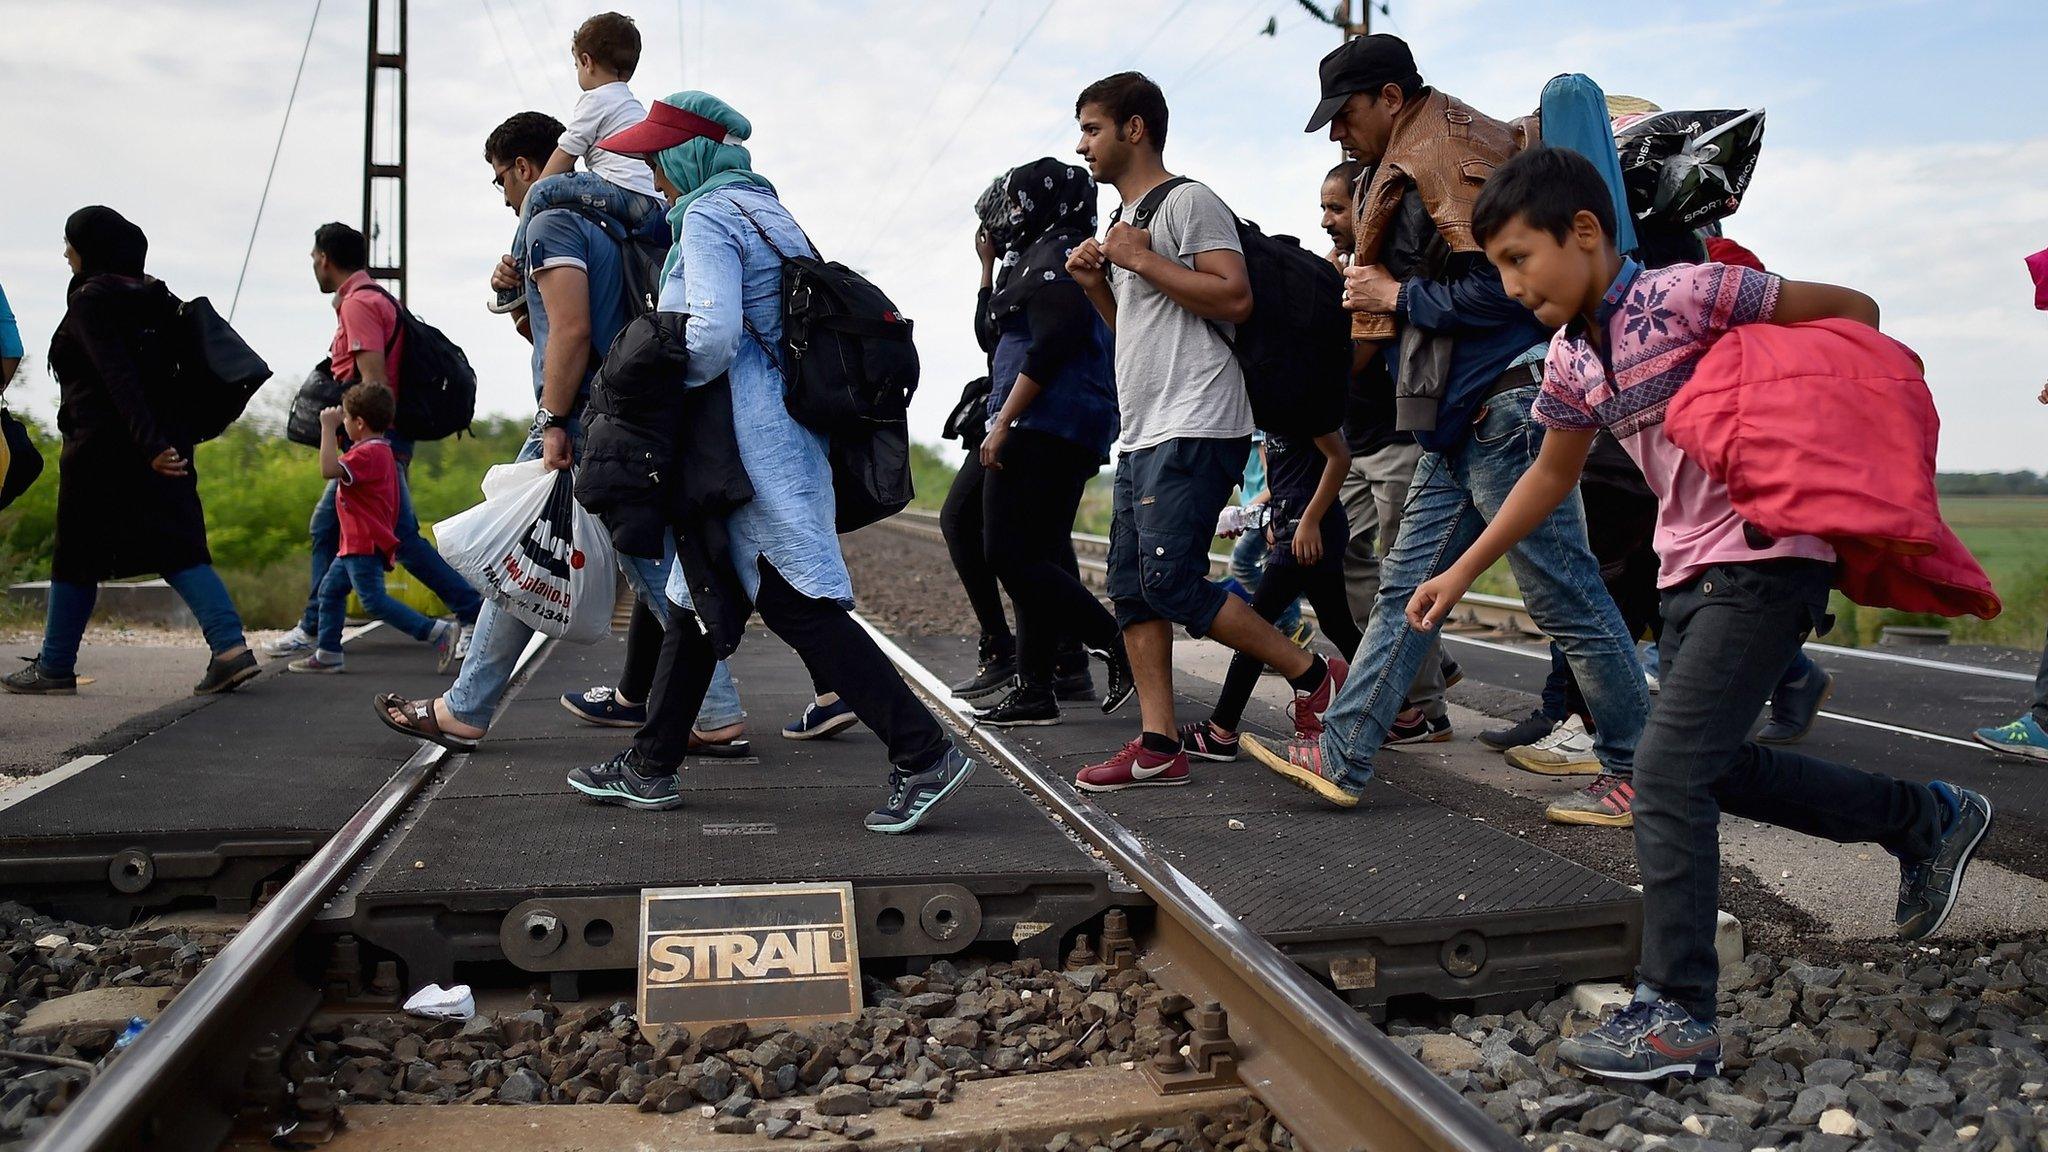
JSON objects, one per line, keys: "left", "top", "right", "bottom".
{"left": 1408, "top": 147, "right": 1991, "bottom": 1082}
{"left": 288, "top": 383, "right": 459, "bottom": 674}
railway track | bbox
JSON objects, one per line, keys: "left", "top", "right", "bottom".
{"left": 31, "top": 606, "right": 1512, "bottom": 1152}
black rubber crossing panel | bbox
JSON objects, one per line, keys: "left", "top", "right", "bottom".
{"left": 0, "top": 626, "right": 454, "bottom": 916}
{"left": 896, "top": 633, "right": 1640, "bottom": 1014}
{"left": 340, "top": 626, "right": 1119, "bottom": 988}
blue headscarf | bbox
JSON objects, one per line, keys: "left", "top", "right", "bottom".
{"left": 652, "top": 91, "right": 776, "bottom": 277}
{"left": 1538, "top": 74, "right": 1638, "bottom": 257}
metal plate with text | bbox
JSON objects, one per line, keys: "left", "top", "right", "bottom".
{"left": 637, "top": 882, "right": 862, "bottom": 1038}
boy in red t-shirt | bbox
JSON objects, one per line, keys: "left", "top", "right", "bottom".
{"left": 289, "top": 383, "right": 459, "bottom": 673}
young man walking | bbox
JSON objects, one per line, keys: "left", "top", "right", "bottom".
{"left": 1065, "top": 72, "right": 1344, "bottom": 792}
{"left": 1245, "top": 36, "right": 1648, "bottom": 805}
{"left": 267, "top": 224, "right": 483, "bottom": 660}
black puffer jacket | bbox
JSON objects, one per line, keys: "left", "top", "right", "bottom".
{"left": 577, "top": 311, "right": 755, "bottom": 656}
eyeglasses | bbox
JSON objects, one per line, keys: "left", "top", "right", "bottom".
{"left": 491, "top": 165, "right": 512, "bottom": 190}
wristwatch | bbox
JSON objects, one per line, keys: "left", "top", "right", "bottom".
{"left": 530, "top": 408, "right": 571, "bottom": 438}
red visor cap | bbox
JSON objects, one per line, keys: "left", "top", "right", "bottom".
{"left": 596, "top": 102, "right": 731, "bottom": 156}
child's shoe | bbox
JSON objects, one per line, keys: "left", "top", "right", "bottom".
{"left": 288, "top": 652, "right": 346, "bottom": 675}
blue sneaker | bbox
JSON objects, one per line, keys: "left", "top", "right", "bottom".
{"left": 560, "top": 685, "right": 647, "bottom": 728}
{"left": 1559, "top": 987, "right": 1722, "bottom": 1081}
{"left": 783, "top": 696, "right": 861, "bottom": 741}
{"left": 1973, "top": 714, "right": 2048, "bottom": 762}
{"left": 864, "top": 747, "right": 977, "bottom": 834}
{"left": 566, "top": 749, "right": 683, "bottom": 811}
{"left": 1896, "top": 782, "right": 1992, "bottom": 940}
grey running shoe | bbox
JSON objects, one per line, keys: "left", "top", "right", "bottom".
{"left": 1559, "top": 987, "right": 1722, "bottom": 1081}
{"left": 1895, "top": 783, "right": 1992, "bottom": 940}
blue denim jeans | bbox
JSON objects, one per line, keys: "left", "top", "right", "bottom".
{"left": 40, "top": 566, "right": 247, "bottom": 676}
{"left": 299, "top": 439, "right": 483, "bottom": 634}
{"left": 1318, "top": 386, "right": 1648, "bottom": 789}
{"left": 316, "top": 555, "right": 440, "bottom": 653}
{"left": 509, "top": 173, "right": 665, "bottom": 283}
{"left": 442, "top": 435, "right": 743, "bottom": 731}
{"left": 1227, "top": 527, "right": 1303, "bottom": 635}
{"left": 1636, "top": 559, "right": 1942, "bottom": 1021}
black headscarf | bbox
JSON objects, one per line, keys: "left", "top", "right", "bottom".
{"left": 988, "top": 158, "right": 1096, "bottom": 318}
{"left": 974, "top": 173, "right": 1012, "bottom": 253}
{"left": 64, "top": 206, "right": 148, "bottom": 297}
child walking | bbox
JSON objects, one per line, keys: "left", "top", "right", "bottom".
{"left": 1176, "top": 431, "right": 1364, "bottom": 766}
{"left": 1408, "top": 147, "right": 1992, "bottom": 1081}
{"left": 290, "top": 383, "right": 459, "bottom": 674}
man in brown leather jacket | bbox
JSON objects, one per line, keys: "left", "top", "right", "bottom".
{"left": 1243, "top": 36, "right": 1650, "bottom": 816}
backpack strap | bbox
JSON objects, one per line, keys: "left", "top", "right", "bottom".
{"left": 1108, "top": 175, "right": 1193, "bottom": 230}
{"left": 359, "top": 283, "right": 406, "bottom": 360}
{"left": 730, "top": 198, "right": 821, "bottom": 264}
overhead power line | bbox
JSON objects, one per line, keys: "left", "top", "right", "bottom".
{"left": 857, "top": 0, "right": 1059, "bottom": 262}
{"left": 843, "top": 0, "right": 997, "bottom": 246}
{"left": 230, "top": 0, "right": 326, "bottom": 322}
{"left": 479, "top": 0, "right": 537, "bottom": 105}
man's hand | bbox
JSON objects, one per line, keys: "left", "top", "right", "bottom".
{"left": 1291, "top": 512, "right": 1324, "bottom": 566}
{"left": 542, "top": 426, "right": 574, "bottom": 472}
{"left": 1344, "top": 263, "right": 1400, "bottom": 312}
{"left": 490, "top": 254, "right": 522, "bottom": 294}
{"left": 978, "top": 421, "right": 1010, "bottom": 470}
{"left": 318, "top": 405, "right": 345, "bottom": 431}
{"left": 1102, "top": 222, "right": 1152, "bottom": 272}
{"left": 2037, "top": 379, "right": 2047, "bottom": 406}
{"left": 150, "top": 447, "right": 190, "bottom": 478}
{"left": 1407, "top": 569, "right": 1473, "bottom": 631}
{"left": 976, "top": 228, "right": 999, "bottom": 270}
{"left": 1066, "top": 238, "right": 1108, "bottom": 290}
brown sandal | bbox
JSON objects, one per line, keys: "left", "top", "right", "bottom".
{"left": 375, "top": 693, "right": 481, "bottom": 753}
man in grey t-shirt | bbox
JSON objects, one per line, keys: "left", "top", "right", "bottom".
{"left": 1105, "top": 179, "right": 1254, "bottom": 451}
{"left": 1063, "top": 72, "right": 1346, "bottom": 794}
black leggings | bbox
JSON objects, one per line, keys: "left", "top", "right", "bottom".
{"left": 618, "top": 597, "right": 663, "bottom": 704}
{"left": 983, "top": 429, "right": 1119, "bottom": 686}
{"left": 638, "top": 559, "right": 950, "bottom": 775}
{"left": 1211, "top": 558, "right": 1362, "bottom": 732}
{"left": 941, "top": 452, "right": 1011, "bottom": 647}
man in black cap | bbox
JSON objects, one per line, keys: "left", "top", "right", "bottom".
{"left": 1244, "top": 36, "right": 1650, "bottom": 816}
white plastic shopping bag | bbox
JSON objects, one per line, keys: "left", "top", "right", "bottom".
{"left": 436, "top": 460, "right": 617, "bottom": 644}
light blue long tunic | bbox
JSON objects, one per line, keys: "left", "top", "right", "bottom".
{"left": 660, "top": 184, "right": 854, "bottom": 608}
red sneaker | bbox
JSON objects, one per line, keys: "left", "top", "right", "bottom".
{"left": 1242, "top": 734, "right": 1361, "bottom": 808}
{"left": 1075, "top": 738, "right": 1190, "bottom": 792}
{"left": 1285, "top": 656, "right": 1349, "bottom": 740}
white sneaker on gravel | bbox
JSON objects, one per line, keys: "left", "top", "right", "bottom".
{"left": 1505, "top": 715, "right": 1601, "bottom": 776}
{"left": 264, "top": 626, "right": 316, "bottom": 657}
{"left": 453, "top": 623, "right": 472, "bottom": 661}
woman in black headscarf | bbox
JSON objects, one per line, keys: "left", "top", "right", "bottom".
{"left": 968, "top": 159, "right": 1130, "bottom": 728}
{"left": 2, "top": 207, "right": 258, "bottom": 697}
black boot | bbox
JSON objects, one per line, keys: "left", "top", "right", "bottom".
{"left": 975, "top": 682, "right": 1061, "bottom": 728}
{"left": 1088, "top": 639, "right": 1135, "bottom": 715}
{"left": 1052, "top": 642, "right": 1095, "bottom": 702}
{"left": 947, "top": 634, "right": 1016, "bottom": 702}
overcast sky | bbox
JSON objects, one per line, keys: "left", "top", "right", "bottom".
{"left": 4, "top": 0, "right": 2044, "bottom": 470}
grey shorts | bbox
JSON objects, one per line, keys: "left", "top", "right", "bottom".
{"left": 1106, "top": 435, "right": 1248, "bottom": 636}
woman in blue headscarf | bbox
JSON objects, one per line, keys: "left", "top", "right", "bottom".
{"left": 576, "top": 92, "right": 977, "bottom": 831}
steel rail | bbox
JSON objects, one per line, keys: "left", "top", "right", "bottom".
{"left": 41, "top": 632, "right": 554, "bottom": 1152}
{"left": 856, "top": 614, "right": 1518, "bottom": 1152}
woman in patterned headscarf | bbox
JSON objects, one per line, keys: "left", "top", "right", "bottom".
{"left": 966, "top": 158, "right": 1130, "bottom": 729}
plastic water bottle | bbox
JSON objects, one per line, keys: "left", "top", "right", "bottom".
{"left": 113, "top": 1017, "right": 147, "bottom": 1049}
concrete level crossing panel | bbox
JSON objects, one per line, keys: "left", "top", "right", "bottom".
{"left": 332, "top": 630, "right": 1123, "bottom": 991}
{"left": 0, "top": 626, "right": 458, "bottom": 919}
{"left": 896, "top": 634, "right": 1641, "bottom": 1017}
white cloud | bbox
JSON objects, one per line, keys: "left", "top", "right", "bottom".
{"left": 3, "top": 0, "right": 2042, "bottom": 473}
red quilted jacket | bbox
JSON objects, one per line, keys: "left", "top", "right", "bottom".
{"left": 1664, "top": 318, "right": 2000, "bottom": 620}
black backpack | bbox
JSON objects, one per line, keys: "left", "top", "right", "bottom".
{"left": 561, "top": 206, "right": 671, "bottom": 319}
{"left": 364, "top": 285, "right": 477, "bottom": 441}
{"left": 729, "top": 199, "right": 918, "bottom": 532}
{"left": 1118, "top": 177, "right": 1349, "bottom": 438}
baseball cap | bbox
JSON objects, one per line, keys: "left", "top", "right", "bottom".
{"left": 1305, "top": 34, "right": 1422, "bottom": 133}
{"left": 596, "top": 98, "right": 733, "bottom": 156}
